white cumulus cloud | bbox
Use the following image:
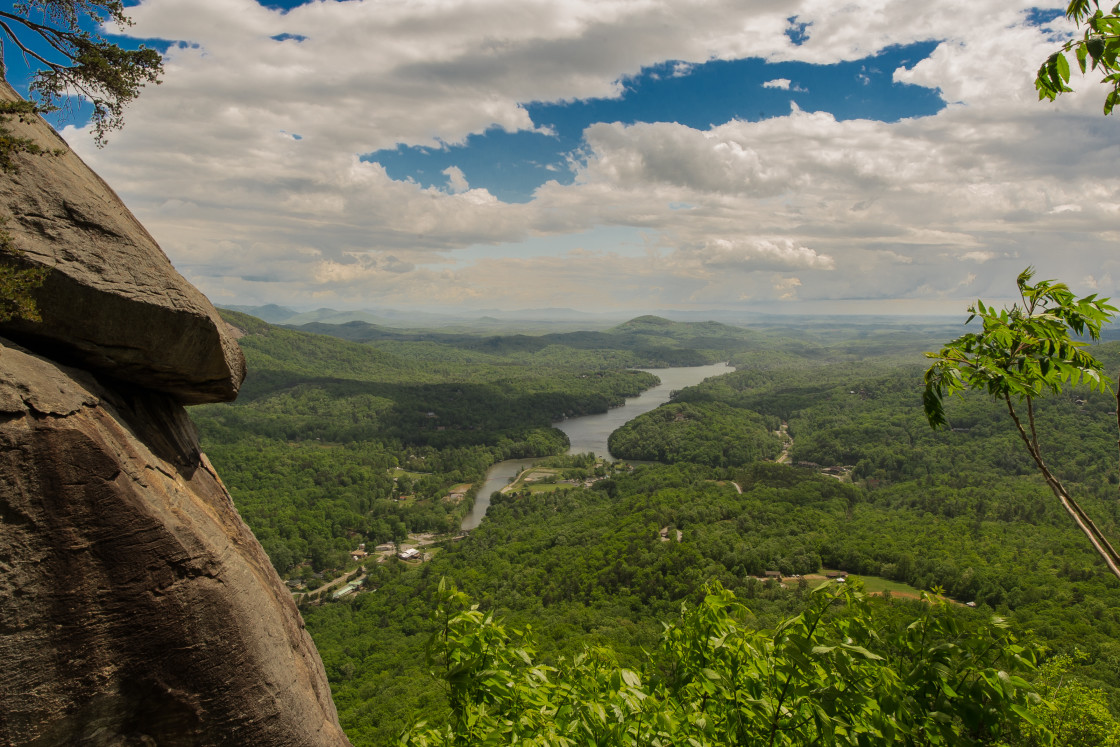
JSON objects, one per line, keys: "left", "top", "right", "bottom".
{"left": 49, "top": 0, "right": 1120, "bottom": 313}
{"left": 443, "top": 166, "right": 470, "bottom": 194}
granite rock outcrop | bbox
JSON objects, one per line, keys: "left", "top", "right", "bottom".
{"left": 0, "top": 341, "right": 351, "bottom": 746}
{"left": 0, "top": 89, "right": 350, "bottom": 745}
{"left": 0, "top": 81, "right": 245, "bottom": 405}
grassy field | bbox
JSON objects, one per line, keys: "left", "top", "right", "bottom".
{"left": 524, "top": 483, "right": 569, "bottom": 494}
{"left": 854, "top": 575, "right": 925, "bottom": 596}
{"left": 505, "top": 467, "right": 561, "bottom": 492}
{"left": 805, "top": 570, "right": 926, "bottom": 599}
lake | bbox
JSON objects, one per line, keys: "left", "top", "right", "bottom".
{"left": 461, "top": 362, "right": 733, "bottom": 530}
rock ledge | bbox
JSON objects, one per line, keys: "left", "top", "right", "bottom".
{"left": 0, "top": 81, "right": 245, "bottom": 404}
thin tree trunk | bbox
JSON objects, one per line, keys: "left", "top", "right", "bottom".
{"left": 1005, "top": 396, "right": 1120, "bottom": 581}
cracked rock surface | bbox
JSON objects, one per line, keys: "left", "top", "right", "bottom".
{"left": 0, "top": 339, "right": 351, "bottom": 746}
{"left": 0, "top": 82, "right": 244, "bottom": 405}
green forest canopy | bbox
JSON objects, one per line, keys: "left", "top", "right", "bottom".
{"left": 191, "top": 311, "right": 1120, "bottom": 745}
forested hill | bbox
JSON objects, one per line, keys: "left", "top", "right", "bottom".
{"left": 221, "top": 309, "right": 412, "bottom": 389}
{"left": 608, "top": 313, "right": 752, "bottom": 338}
{"left": 195, "top": 310, "right": 1120, "bottom": 744}
{"left": 284, "top": 314, "right": 759, "bottom": 367}
{"left": 281, "top": 312, "right": 964, "bottom": 372}
{"left": 194, "top": 309, "right": 675, "bottom": 576}
{"left": 301, "top": 339, "right": 1120, "bottom": 744}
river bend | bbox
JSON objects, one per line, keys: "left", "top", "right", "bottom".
{"left": 461, "top": 362, "right": 732, "bottom": 530}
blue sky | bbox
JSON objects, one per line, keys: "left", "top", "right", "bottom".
{"left": 3, "top": 0, "right": 1117, "bottom": 316}
{"left": 372, "top": 43, "right": 945, "bottom": 203}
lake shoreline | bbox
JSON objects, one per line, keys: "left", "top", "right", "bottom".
{"left": 461, "top": 362, "right": 733, "bottom": 530}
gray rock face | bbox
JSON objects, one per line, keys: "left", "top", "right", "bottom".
{"left": 0, "top": 82, "right": 245, "bottom": 405}
{"left": 0, "top": 339, "right": 351, "bottom": 746}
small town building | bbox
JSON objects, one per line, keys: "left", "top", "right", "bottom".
{"left": 332, "top": 581, "right": 362, "bottom": 600}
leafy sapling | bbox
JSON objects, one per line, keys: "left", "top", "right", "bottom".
{"left": 924, "top": 268, "right": 1120, "bottom": 580}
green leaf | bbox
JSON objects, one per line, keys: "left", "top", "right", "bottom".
{"left": 1010, "top": 704, "right": 1044, "bottom": 727}
{"left": 1056, "top": 50, "right": 1071, "bottom": 83}
{"left": 840, "top": 643, "right": 885, "bottom": 661}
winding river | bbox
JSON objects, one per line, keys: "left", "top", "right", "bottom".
{"left": 461, "top": 362, "right": 733, "bottom": 530}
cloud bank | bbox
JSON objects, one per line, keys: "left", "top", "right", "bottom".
{"left": 59, "top": 0, "right": 1119, "bottom": 314}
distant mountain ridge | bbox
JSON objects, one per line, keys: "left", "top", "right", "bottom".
{"left": 219, "top": 304, "right": 978, "bottom": 336}
{"left": 223, "top": 303, "right": 300, "bottom": 324}
{"left": 221, "top": 304, "right": 630, "bottom": 330}
{"left": 267, "top": 314, "right": 771, "bottom": 368}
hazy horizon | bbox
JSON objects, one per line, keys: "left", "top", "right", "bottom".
{"left": 219, "top": 301, "right": 971, "bottom": 328}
